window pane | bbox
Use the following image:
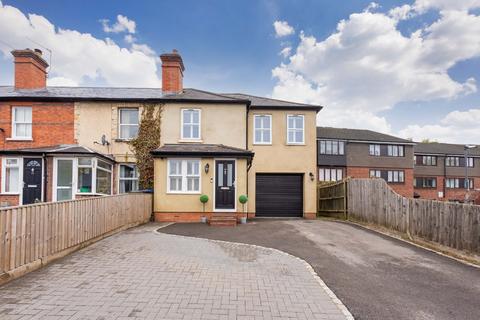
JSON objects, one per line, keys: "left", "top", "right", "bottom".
{"left": 288, "top": 131, "right": 295, "bottom": 142}
{"left": 120, "top": 109, "right": 138, "bottom": 125}
{"left": 339, "top": 142, "right": 344, "bottom": 155}
{"left": 183, "top": 110, "right": 192, "bottom": 123}
{"left": 325, "top": 169, "right": 330, "bottom": 181}
{"left": 187, "top": 177, "right": 200, "bottom": 191}
{"left": 399, "top": 171, "right": 404, "bottom": 182}
{"left": 388, "top": 171, "right": 393, "bottom": 182}
{"left": 227, "top": 163, "right": 233, "bottom": 186}
{"left": 295, "top": 131, "right": 303, "bottom": 143}
{"left": 218, "top": 163, "right": 224, "bottom": 187}
{"left": 57, "top": 189, "right": 72, "bottom": 201}
{"left": 78, "top": 158, "right": 92, "bottom": 166}
{"left": 295, "top": 117, "right": 303, "bottom": 129}
{"left": 255, "top": 130, "right": 262, "bottom": 143}
{"left": 170, "top": 177, "right": 182, "bottom": 191}
{"left": 319, "top": 169, "right": 325, "bottom": 181}
{"left": 183, "top": 124, "right": 191, "bottom": 138}
{"left": 57, "top": 160, "right": 73, "bottom": 187}
{"left": 338, "top": 169, "right": 343, "bottom": 180}
{"left": 320, "top": 141, "right": 326, "bottom": 154}
{"left": 96, "top": 168, "right": 111, "bottom": 194}
{"left": 263, "top": 130, "right": 270, "bottom": 143}
{"left": 120, "top": 164, "right": 137, "bottom": 178}
{"left": 169, "top": 160, "right": 181, "bottom": 175}
{"left": 332, "top": 141, "right": 338, "bottom": 154}
{"left": 288, "top": 116, "right": 294, "bottom": 128}
{"left": 97, "top": 160, "right": 112, "bottom": 171}
{"left": 191, "top": 125, "right": 199, "bottom": 138}
{"left": 192, "top": 110, "right": 199, "bottom": 123}
{"left": 5, "top": 167, "right": 19, "bottom": 193}
{"left": 120, "top": 179, "right": 139, "bottom": 193}
{"left": 15, "top": 107, "right": 32, "bottom": 122}
{"left": 77, "top": 167, "right": 92, "bottom": 193}
{"left": 254, "top": 116, "right": 261, "bottom": 128}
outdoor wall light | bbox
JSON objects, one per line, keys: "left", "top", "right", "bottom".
{"left": 205, "top": 163, "right": 210, "bottom": 174}
{"left": 309, "top": 172, "right": 315, "bottom": 181}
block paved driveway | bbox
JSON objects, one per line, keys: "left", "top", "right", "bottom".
{"left": 0, "top": 223, "right": 348, "bottom": 320}
{"left": 161, "top": 219, "right": 480, "bottom": 320}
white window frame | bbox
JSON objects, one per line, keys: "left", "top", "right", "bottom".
{"left": 318, "top": 168, "right": 343, "bottom": 182}
{"left": 11, "top": 106, "right": 32, "bottom": 140}
{"left": 77, "top": 157, "right": 95, "bottom": 194}
{"left": 253, "top": 114, "right": 272, "bottom": 145}
{"left": 95, "top": 159, "right": 113, "bottom": 195}
{"left": 118, "top": 108, "right": 139, "bottom": 140}
{"left": 369, "top": 144, "right": 381, "bottom": 156}
{"left": 118, "top": 163, "right": 140, "bottom": 194}
{"left": 1, "top": 157, "right": 22, "bottom": 195}
{"left": 181, "top": 109, "right": 201, "bottom": 140}
{"left": 286, "top": 114, "right": 305, "bottom": 145}
{"left": 167, "top": 159, "right": 201, "bottom": 194}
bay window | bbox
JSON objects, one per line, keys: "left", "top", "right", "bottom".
{"left": 168, "top": 159, "right": 201, "bottom": 193}
{"left": 96, "top": 160, "right": 112, "bottom": 195}
{"left": 77, "top": 158, "right": 93, "bottom": 193}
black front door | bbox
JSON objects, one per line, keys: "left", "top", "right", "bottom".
{"left": 215, "top": 160, "right": 235, "bottom": 210}
{"left": 23, "top": 158, "right": 42, "bottom": 205}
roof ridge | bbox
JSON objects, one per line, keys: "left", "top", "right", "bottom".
{"left": 184, "top": 88, "right": 249, "bottom": 101}
{"left": 222, "top": 92, "right": 316, "bottom": 106}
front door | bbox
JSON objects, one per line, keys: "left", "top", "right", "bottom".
{"left": 215, "top": 160, "right": 235, "bottom": 210}
{"left": 22, "top": 158, "right": 42, "bottom": 205}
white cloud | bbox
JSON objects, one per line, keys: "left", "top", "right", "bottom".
{"left": 271, "top": 1, "right": 480, "bottom": 136}
{"left": 414, "top": 0, "right": 480, "bottom": 12}
{"left": 0, "top": 2, "right": 159, "bottom": 87}
{"left": 399, "top": 108, "right": 480, "bottom": 143}
{"left": 279, "top": 47, "right": 291, "bottom": 58}
{"left": 101, "top": 14, "right": 136, "bottom": 34}
{"left": 273, "top": 20, "right": 295, "bottom": 37}
{"left": 124, "top": 34, "right": 136, "bottom": 43}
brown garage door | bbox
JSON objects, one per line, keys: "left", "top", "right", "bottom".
{"left": 255, "top": 174, "right": 303, "bottom": 217}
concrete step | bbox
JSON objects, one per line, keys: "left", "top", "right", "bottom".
{"left": 209, "top": 215, "right": 237, "bottom": 227}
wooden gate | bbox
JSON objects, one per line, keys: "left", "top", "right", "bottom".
{"left": 317, "top": 180, "right": 348, "bottom": 218}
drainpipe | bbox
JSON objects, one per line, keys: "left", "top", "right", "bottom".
{"left": 42, "top": 153, "right": 48, "bottom": 202}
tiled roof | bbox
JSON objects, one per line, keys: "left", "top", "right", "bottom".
{"left": 222, "top": 93, "right": 322, "bottom": 110}
{"left": 317, "top": 127, "right": 414, "bottom": 144}
{"left": 415, "top": 142, "right": 480, "bottom": 156}
{"left": 0, "top": 86, "right": 245, "bottom": 103}
{"left": 0, "top": 144, "right": 115, "bottom": 161}
{"left": 152, "top": 144, "right": 254, "bottom": 158}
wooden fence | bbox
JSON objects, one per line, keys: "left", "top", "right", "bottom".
{"left": 317, "top": 181, "right": 347, "bottom": 218}
{"left": 347, "top": 179, "right": 480, "bottom": 254}
{"left": 0, "top": 193, "right": 152, "bottom": 281}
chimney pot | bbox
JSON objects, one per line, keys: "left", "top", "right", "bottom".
{"left": 11, "top": 48, "right": 49, "bottom": 90}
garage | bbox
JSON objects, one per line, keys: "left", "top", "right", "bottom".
{"left": 255, "top": 174, "right": 303, "bottom": 217}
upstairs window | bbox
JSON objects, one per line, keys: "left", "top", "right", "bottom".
{"left": 369, "top": 144, "right": 381, "bottom": 156}
{"left": 12, "top": 106, "right": 32, "bottom": 139}
{"left": 119, "top": 108, "right": 139, "bottom": 140}
{"left": 387, "top": 145, "right": 404, "bottom": 157}
{"left": 254, "top": 115, "right": 272, "bottom": 144}
{"left": 287, "top": 115, "right": 304, "bottom": 144}
{"left": 319, "top": 140, "right": 345, "bottom": 155}
{"left": 414, "top": 177, "right": 437, "bottom": 188}
{"left": 416, "top": 155, "right": 437, "bottom": 166}
{"left": 181, "top": 109, "right": 201, "bottom": 140}
{"left": 445, "top": 156, "right": 473, "bottom": 167}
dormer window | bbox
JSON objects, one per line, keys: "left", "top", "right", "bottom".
{"left": 181, "top": 109, "right": 201, "bottom": 140}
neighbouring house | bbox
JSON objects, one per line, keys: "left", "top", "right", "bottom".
{"left": 0, "top": 48, "right": 321, "bottom": 221}
{"left": 316, "top": 127, "right": 415, "bottom": 198}
{"left": 414, "top": 142, "right": 480, "bottom": 203}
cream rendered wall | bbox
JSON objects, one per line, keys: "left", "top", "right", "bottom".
{"left": 247, "top": 109, "right": 318, "bottom": 215}
{"left": 160, "top": 103, "right": 247, "bottom": 148}
{"left": 153, "top": 158, "right": 248, "bottom": 213}
{"left": 74, "top": 102, "right": 145, "bottom": 163}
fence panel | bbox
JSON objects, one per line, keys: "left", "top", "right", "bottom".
{"left": 347, "top": 178, "right": 480, "bottom": 254}
{"left": 317, "top": 180, "right": 348, "bottom": 218}
{"left": 0, "top": 193, "right": 152, "bottom": 276}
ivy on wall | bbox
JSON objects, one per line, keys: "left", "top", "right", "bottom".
{"left": 128, "top": 103, "right": 163, "bottom": 190}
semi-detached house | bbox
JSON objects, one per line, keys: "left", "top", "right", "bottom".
{"left": 0, "top": 48, "right": 321, "bottom": 221}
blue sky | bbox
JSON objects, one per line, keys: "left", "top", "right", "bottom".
{"left": 1, "top": 0, "right": 480, "bottom": 143}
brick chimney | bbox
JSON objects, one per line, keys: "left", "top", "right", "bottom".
{"left": 160, "top": 49, "right": 185, "bottom": 94}
{"left": 11, "top": 48, "right": 49, "bottom": 90}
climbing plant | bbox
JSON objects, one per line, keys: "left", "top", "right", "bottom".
{"left": 128, "top": 103, "right": 163, "bottom": 190}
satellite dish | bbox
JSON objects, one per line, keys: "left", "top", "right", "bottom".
{"left": 101, "top": 135, "right": 110, "bottom": 146}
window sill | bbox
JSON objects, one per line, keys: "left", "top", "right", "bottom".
{"left": 253, "top": 143, "right": 272, "bottom": 146}
{"left": 0, "top": 192, "right": 20, "bottom": 195}
{"left": 6, "top": 137, "right": 33, "bottom": 141}
{"left": 286, "top": 143, "right": 305, "bottom": 146}
{"left": 166, "top": 191, "right": 201, "bottom": 195}
{"left": 178, "top": 139, "right": 203, "bottom": 143}
{"left": 114, "top": 138, "right": 133, "bottom": 142}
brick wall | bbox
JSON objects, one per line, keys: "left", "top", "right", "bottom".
{"left": 0, "top": 101, "right": 75, "bottom": 150}
{"left": 346, "top": 166, "right": 414, "bottom": 198}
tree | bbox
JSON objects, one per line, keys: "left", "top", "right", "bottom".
{"left": 128, "top": 103, "right": 163, "bottom": 189}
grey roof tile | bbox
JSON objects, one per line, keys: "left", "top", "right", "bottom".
{"left": 0, "top": 144, "right": 115, "bottom": 160}
{"left": 415, "top": 142, "right": 480, "bottom": 156}
{"left": 317, "top": 127, "right": 414, "bottom": 144}
{"left": 222, "top": 93, "right": 322, "bottom": 110}
{"left": 152, "top": 144, "right": 254, "bottom": 157}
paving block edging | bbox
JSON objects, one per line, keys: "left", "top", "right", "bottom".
{"left": 155, "top": 223, "right": 355, "bottom": 320}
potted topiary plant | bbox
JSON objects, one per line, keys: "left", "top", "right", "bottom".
{"left": 239, "top": 195, "right": 248, "bottom": 224}
{"left": 199, "top": 194, "right": 209, "bottom": 223}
